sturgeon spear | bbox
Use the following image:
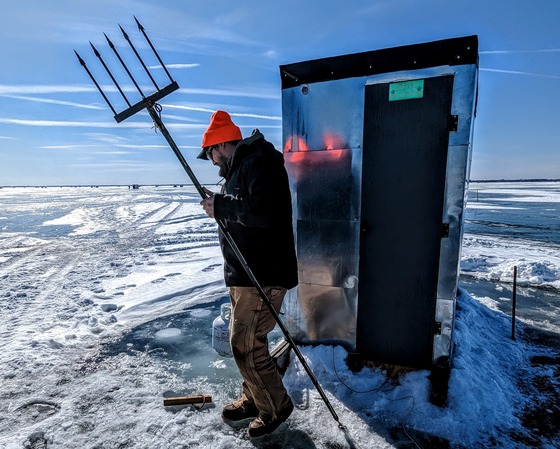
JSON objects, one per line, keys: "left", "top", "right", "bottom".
{"left": 74, "top": 19, "right": 344, "bottom": 430}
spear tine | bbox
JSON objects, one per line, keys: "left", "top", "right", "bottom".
{"left": 74, "top": 50, "right": 117, "bottom": 116}
{"left": 134, "top": 16, "right": 174, "bottom": 83}
{"left": 119, "top": 24, "right": 160, "bottom": 91}
{"left": 90, "top": 42, "right": 131, "bottom": 107}
{"left": 104, "top": 32, "right": 145, "bottom": 98}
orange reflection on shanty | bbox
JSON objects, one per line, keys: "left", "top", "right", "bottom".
{"left": 283, "top": 133, "right": 348, "bottom": 163}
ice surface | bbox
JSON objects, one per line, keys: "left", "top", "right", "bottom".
{"left": 0, "top": 184, "right": 559, "bottom": 448}
{"left": 154, "top": 328, "right": 182, "bottom": 342}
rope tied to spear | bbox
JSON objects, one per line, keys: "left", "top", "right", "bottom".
{"left": 151, "top": 102, "right": 163, "bottom": 133}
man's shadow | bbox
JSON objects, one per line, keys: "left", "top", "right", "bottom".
{"left": 249, "top": 424, "right": 317, "bottom": 449}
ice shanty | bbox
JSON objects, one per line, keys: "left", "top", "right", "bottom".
{"left": 279, "top": 36, "right": 479, "bottom": 381}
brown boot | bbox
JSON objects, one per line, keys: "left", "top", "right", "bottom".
{"left": 222, "top": 399, "right": 259, "bottom": 422}
{"left": 247, "top": 401, "right": 294, "bottom": 438}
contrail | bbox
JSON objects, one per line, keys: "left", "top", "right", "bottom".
{"left": 0, "top": 84, "right": 279, "bottom": 100}
{"left": 2, "top": 94, "right": 104, "bottom": 110}
{"left": 0, "top": 85, "right": 97, "bottom": 95}
{"left": 481, "top": 49, "right": 560, "bottom": 54}
{"left": 161, "top": 104, "right": 281, "bottom": 120}
{"left": 148, "top": 63, "right": 200, "bottom": 69}
{"left": 0, "top": 118, "right": 138, "bottom": 128}
{"left": 480, "top": 68, "right": 560, "bottom": 80}
{"left": 179, "top": 87, "right": 280, "bottom": 100}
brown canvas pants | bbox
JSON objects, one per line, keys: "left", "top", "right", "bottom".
{"left": 229, "top": 286, "right": 292, "bottom": 420}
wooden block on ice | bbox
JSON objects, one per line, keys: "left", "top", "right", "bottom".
{"left": 163, "top": 395, "right": 212, "bottom": 406}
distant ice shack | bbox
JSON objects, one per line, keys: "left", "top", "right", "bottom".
{"left": 279, "top": 36, "right": 478, "bottom": 390}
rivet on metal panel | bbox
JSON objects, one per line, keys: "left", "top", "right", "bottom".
{"left": 282, "top": 69, "right": 298, "bottom": 82}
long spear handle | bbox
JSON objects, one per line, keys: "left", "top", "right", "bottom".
{"left": 145, "top": 103, "right": 342, "bottom": 426}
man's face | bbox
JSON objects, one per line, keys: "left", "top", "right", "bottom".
{"left": 208, "top": 143, "right": 230, "bottom": 178}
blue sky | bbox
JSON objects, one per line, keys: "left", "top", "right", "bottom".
{"left": 1, "top": 0, "right": 559, "bottom": 186}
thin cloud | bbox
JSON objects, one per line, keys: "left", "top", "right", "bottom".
{"left": 480, "top": 68, "right": 560, "bottom": 80}
{"left": 0, "top": 118, "right": 140, "bottom": 128}
{"left": 68, "top": 162, "right": 149, "bottom": 169}
{"left": 0, "top": 85, "right": 97, "bottom": 95}
{"left": 2, "top": 94, "right": 104, "bottom": 110}
{"left": 481, "top": 49, "right": 560, "bottom": 54}
{"left": 161, "top": 104, "right": 280, "bottom": 120}
{"left": 148, "top": 63, "right": 200, "bottom": 70}
{"left": 90, "top": 151, "right": 137, "bottom": 155}
{"left": 38, "top": 145, "right": 160, "bottom": 154}
{"left": 84, "top": 133, "right": 131, "bottom": 145}
{"left": 0, "top": 84, "right": 147, "bottom": 96}
{"left": 0, "top": 135, "right": 17, "bottom": 140}
{"left": 160, "top": 104, "right": 215, "bottom": 114}
{"left": 262, "top": 50, "right": 278, "bottom": 59}
{"left": 179, "top": 87, "right": 279, "bottom": 100}
{"left": 67, "top": 161, "right": 175, "bottom": 172}
{"left": 230, "top": 112, "right": 281, "bottom": 121}
{"left": 0, "top": 116, "right": 276, "bottom": 132}
{"left": 114, "top": 144, "right": 169, "bottom": 149}
{"left": 152, "top": 112, "right": 201, "bottom": 122}
{"left": 40, "top": 144, "right": 99, "bottom": 149}
{"left": 0, "top": 84, "right": 279, "bottom": 100}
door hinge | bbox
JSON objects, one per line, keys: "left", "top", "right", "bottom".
{"left": 434, "top": 321, "right": 442, "bottom": 335}
{"left": 441, "top": 222, "right": 450, "bottom": 238}
{"left": 448, "top": 114, "right": 458, "bottom": 131}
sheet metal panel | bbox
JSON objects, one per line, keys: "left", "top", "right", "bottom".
{"left": 282, "top": 78, "right": 364, "bottom": 345}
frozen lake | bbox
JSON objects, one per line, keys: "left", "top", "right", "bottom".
{"left": 0, "top": 182, "right": 559, "bottom": 448}
{"left": 460, "top": 181, "right": 560, "bottom": 334}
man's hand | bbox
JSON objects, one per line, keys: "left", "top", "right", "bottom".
{"left": 200, "top": 187, "right": 215, "bottom": 218}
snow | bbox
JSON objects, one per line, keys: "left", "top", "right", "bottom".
{"left": 0, "top": 184, "right": 559, "bottom": 448}
{"left": 461, "top": 234, "right": 560, "bottom": 290}
{"left": 462, "top": 181, "right": 560, "bottom": 292}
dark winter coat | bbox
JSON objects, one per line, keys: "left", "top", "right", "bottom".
{"left": 213, "top": 130, "right": 298, "bottom": 289}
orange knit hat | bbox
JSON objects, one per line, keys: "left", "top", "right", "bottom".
{"left": 198, "top": 110, "right": 242, "bottom": 159}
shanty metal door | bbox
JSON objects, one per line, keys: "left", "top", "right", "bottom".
{"left": 357, "top": 75, "right": 455, "bottom": 369}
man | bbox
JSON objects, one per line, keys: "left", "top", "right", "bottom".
{"left": 198, "top": 110, "right": 298, "bottom": 438}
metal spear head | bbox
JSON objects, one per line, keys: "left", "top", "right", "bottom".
{"left": 75, "top": 17, "right": 179, "bottom": 123}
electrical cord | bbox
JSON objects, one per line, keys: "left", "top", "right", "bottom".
{"left": 331, "top": 346, "right": 423, "bottom": 448}
{"left": 332, "top": 346, "right": 392, "bottom": 394}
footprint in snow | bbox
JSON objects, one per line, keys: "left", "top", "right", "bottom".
{"left": 202, "top": 264, "right": 221, "bottom": 272}
{"left": 101, "top": 303, "right": 118, "bottom": 312}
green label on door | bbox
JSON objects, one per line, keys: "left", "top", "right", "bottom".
{"left": 389, "top": 80, "right": 424, "bottom": 101}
